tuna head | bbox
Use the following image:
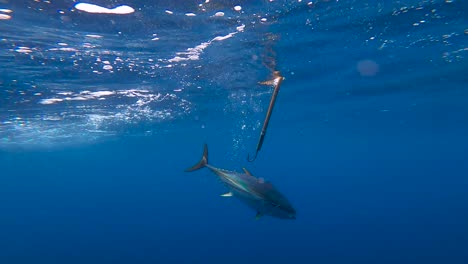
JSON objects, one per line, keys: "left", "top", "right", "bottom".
{"left": 258, "top": 184, "right": 296, "bottom": 219}
{"left": 236, "top": 174, "right": 296, "bottom": 220}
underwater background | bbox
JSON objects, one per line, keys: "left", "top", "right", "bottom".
{"left": 1, "top": 0, "right": 467, "bottom": 263}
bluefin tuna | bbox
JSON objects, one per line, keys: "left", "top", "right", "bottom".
{"left": 185, "top": 144, "right": 296, "bottom": 220}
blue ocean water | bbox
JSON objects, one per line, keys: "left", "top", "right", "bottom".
{"left": 1, "top": 0, "right": 467, "bottom": 263}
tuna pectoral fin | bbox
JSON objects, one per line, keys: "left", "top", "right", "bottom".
{"left": 185, "top": 144, "right": 209, "bottom": 172}
{"left": 220, "top": 192, "right": 233, "bottom": 197}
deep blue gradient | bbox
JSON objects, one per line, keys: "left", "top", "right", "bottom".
{"left": 1, "top": 0, "right": 467, "bottom": 263}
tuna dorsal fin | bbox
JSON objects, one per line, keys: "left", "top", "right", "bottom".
{"left": 242, "top": 167, "right": 253, "bottom": 177}
{"left": 220, "top": 192, "right": 233, "bottom": 197}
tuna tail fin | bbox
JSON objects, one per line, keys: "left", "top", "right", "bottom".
{"left": 185, "top": 144, "right": 209, "bottom": 172}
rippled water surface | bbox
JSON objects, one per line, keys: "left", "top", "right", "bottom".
{"left": 2, "top": 0, "right": 465, "bottom": 149}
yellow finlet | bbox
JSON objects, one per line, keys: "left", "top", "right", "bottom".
{"left": 255, "top": 212, "right": 263, "bottom": 220}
